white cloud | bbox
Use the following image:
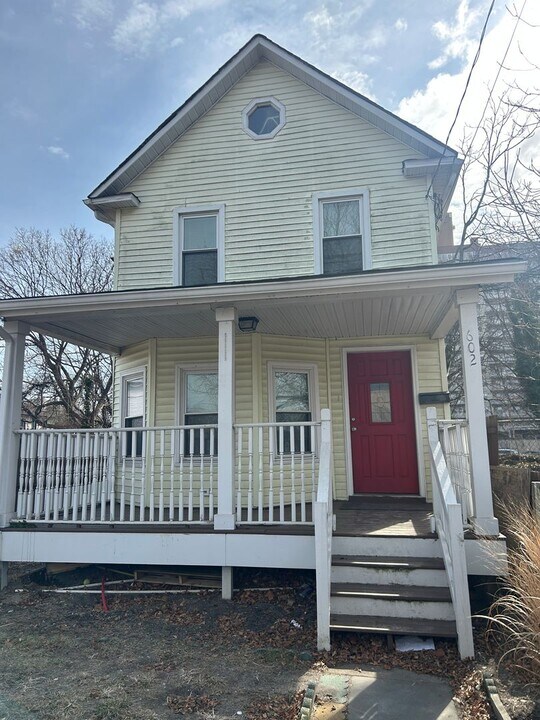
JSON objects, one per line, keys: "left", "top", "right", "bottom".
{"left": 69, "top": 0, "right": 114, "bottom": 29}
{"left": 112, "top": 2, "right": 160, "bottom": 55}
{"left": 394, "top": 18, "right": 407, "bottom": 32}
{"left": 46, "top": 146, "right": 70, "bottom": 160}
{"left": 428, "top": 0, "right": 485, "bottom": 70}
{"left": 111, "top": 0, "right": 227, "bottom": 56}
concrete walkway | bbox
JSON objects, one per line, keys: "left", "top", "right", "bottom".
{"left": 313, "top": 668, "right": 458, "bottom": 720}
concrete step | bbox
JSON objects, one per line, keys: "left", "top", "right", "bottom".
{"left": 332, "top": 535, "right": 442, "bottom": 558}
{"left": 331, "top": 555, "right": 448, "bottom": 587}
{"left": 331, "top": 579, "right": 454, "bottom": 621}
{"left": 330, "top": 614, "right": 457, "bottom": 638}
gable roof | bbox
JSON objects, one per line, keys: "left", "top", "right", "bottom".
{"left": 87, "top": 34, "right": 459, "bottom": 202}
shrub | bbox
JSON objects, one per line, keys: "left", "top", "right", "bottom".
{"left": 488, "top": 502, "right": 540, "bottom": 682}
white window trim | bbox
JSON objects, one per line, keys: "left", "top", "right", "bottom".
{"left": 241, "top": 96, "right": 286, "bottom": 140}
{"left": 267, "top": 361, "right": 320, "bottom": 454}
{"left": 120, "top": 366, "right": 147, "bottom": 427}
{"left": 312, "top": 188, "right": 372, "bottom": 274}
{"left": 172, "top": 204, "right": 225, "bottom": 286}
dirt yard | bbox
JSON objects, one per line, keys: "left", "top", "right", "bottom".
{"left": 0, "top": 564, "right": 535, "bottom": 719}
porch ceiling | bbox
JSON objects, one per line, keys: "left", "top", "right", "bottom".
{"left": 0, "top": 260, "right": 525, "bottom": 354}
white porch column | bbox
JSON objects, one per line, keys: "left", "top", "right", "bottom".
{"left": 456, "top": 289, "right": 499, "bottom": 537}
{"left": 0, "top": 321, "right": 27, "bottom": 528}
{"left": 214, "top": 307, "right": 237, "bottom": 531}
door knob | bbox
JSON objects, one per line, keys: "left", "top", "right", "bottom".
{"left": 351, "top": 427, "right": 357, "bottom": 431}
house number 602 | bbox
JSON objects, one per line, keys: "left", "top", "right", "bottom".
{"left": 466, "top": 330, "right": 477, "bottom": 366}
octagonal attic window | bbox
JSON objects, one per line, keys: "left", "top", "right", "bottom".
{"left": 242, "top": 97, "right": 286, "bottom": 140}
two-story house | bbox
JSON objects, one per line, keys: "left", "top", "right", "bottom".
{"left": 0, "top": 36, "right": 525, "bottom": 658}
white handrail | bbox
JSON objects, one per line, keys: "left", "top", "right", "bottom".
{"left": 314, "top": 408, "right": 333, "bottom": 651}
{"left": 426, "top": 408, "right": 474, "bottom": 659}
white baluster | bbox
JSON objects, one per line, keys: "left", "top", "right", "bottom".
{"left": 179, "top": 429, "right": 185, "bottom": 521}
{"left": 140, "top": 429, "right": 148, "bottom": 521}
{"left": 63, "top": 434, "right": 73, "bottom": 520}
{"left": 209, "top": 428, "right": 215, "bottom": 520}
{"left": 311, "top": 425, "right": 316, "bottom": 508}
{"left": 279, "top": 426, "right": 285, "bottom": 522}
{"left": 44, "top": 433, "right": 56, "bottom": 522}
{"left": 247, "top": 427, "right": 253, "bottom": 523}
{"left": 268, "top": 426, "right": 274, "bottom": 523}
{"left": 81, "top": 433, "right": 91, "bottom": 522}
{"left": 148, "top": 430, "right": 156, "bottom": 522}
{"left": 71, "top": 433, "right": 82, "bottom": 522}
{"left": 90, "top": 433, "right": 100, "bottom": 521}
{"left": 188, "top": 428, "right": 194, "bottom": 521}
{"left": 129, "top": 429, "right": 136, "bottom": 522}
{"left": 290, "top": 426, "right": 296, "bottom": 523}
{"left": 169, "top": 429, "right": 175, "bottom": 521}
{"left": 26, "top": 433, "right": 38, "bottom": 520}
{"left": 35, "top": 433, "right": 47, "bottom": 519}
{"left": 100, "top": 433, "right": 108, "bottom": 521}
{"left": 53, "top": 433, "right": 64, "bottom": 521}
{"left": 236, "top": 427, "right": 243, "bottom": 522}
{"left": 199, "top": 428, "right": 205, "bottom": 521}
{"left": 120, "top": 430, "right": 127, "bottom": 522}
{"left": 258, "top": 427, "right": 263, "bottom": 522}
{"left": 300, "top": 425, "right": 306, "bottom": 523}
{"left": 16, "top": 433, "right": 27, "bottom": 518}
{"left": 159, "top": 429, "right": 165, "bottom": 522}
{"left": 108, "top": 432, "right": 117, "bottom": 521}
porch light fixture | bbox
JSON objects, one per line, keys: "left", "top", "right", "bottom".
{"left": 238, "top": 316, "right": 259, "bottom": 332}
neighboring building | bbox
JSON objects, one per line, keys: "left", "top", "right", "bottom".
{"left": 0, "top": 36, "right": 525, "bottom": 658}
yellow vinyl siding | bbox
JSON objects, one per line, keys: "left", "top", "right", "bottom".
{"left": 113, "top": 333, "right": 445, "bottom": 503}
{"left": 117, "top": 61, "right": 433, "bottom": 290}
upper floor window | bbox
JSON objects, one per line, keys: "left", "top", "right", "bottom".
{"left": 242, "top": 97, "right": 286, "bottom": 140}
{"left": 313, "top": 189, "right": 372, "bottom": 275}
{"left": 173, "top": 204, "right": 225, "bottom": 287}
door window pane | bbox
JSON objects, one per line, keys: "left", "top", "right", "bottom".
{"left": 126, "top": 378, "right": 144, "bottom": 417}
{"left": 370, "top": 382, "right": 392, "bottom": 423}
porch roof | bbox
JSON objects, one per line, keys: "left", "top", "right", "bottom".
{"left": 0, "top": 259, "right": 526, "bottom": 354}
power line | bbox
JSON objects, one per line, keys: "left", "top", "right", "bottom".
{"left": 425, "top": 0, "right": 496, "bottom": 202}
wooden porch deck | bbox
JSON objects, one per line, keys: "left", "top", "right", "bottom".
{"left": 7, "top": 496, "right": 435, "bottom": 538}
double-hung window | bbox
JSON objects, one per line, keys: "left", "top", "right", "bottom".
{"left": 313, "top": 190, "right": 371, "bottom": 275}
{"left": 177, "top": 365, "right": 218, "bottom": 456}
{"left": 121, "top": 370, "right": 145, "bottom": 458}
{"left": 270, "top": 364, "right": 318, "bottom": 454}
{"left": 174, "top": 205, "right": 224, "bottom": 287}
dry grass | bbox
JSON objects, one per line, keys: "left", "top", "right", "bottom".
{"left": 487, "top": 501, "right": 540, "bottom": 682}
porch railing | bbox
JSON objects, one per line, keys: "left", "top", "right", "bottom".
{"left": 437, "top": 419, "right": 473, "bottom": 526}
{"left": 233, "top": 420, "right": 320, "bottom": 524}
{"left": 314, "top": 409, "right": 333, "bottom": 651}
{"left": 426, "top": 408, "right": 474, "bottom": 659}
{"left": 15, "top": 425, "right": 218, "bottom": 524}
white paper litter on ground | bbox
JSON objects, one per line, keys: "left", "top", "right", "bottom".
{"left": 395, "top": 636, "right": 435, "bottom": 652}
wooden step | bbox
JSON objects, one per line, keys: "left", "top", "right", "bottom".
{"left": 330, "top": 614, "right": 457, "bottom": 638}
{"left": 331, "top": 583, "right": 451, "bottom": 602}
{"left": 332, "top": 555, "right": 445, "bottom": 570}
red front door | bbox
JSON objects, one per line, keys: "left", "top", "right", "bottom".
{"left": 347, "top": 351, "right": 419, "bottom": 494}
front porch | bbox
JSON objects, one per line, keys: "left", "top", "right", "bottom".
{"left": 0, "top": 261, "right": 524, "bottom": 658}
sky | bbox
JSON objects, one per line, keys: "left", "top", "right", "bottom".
{"left": 0, "top": 0, "right": 538, "bottom": 246}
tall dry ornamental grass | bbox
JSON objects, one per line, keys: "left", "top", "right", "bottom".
{"left": 488, "top": 502, "right": 540, "bottom": 682}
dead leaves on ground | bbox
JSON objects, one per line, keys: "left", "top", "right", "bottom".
{"left": 166, "top": 692, "right": 218, "bottom": 716}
